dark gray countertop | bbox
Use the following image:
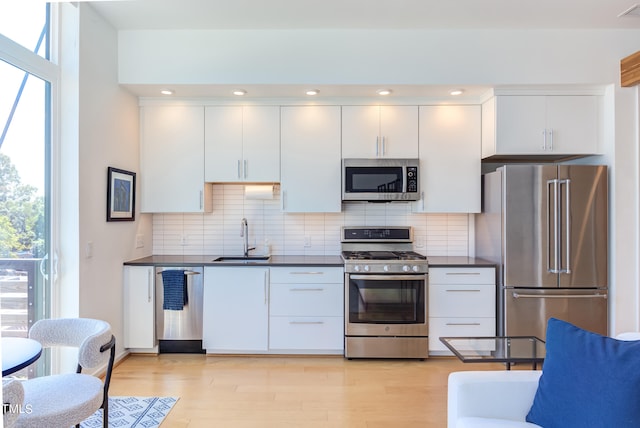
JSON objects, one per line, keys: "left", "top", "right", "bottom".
{"left": 124, "top": 255, "right": 494, "bottom": 268}
{"left": 123, "top": 255, "right": 344, "bottom": 267}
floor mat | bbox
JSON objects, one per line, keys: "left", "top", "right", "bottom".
{"left": 80, "top": 396, "right": 179, "bottom": 427}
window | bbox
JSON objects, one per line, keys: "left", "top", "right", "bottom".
{"left": 0, "top": 2, "right": 55, "bottom": 378}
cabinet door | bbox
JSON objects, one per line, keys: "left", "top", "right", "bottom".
{"left": 124, "top": 266, "right": 155, "bottom": 349}
{"left": 417, "top": 105, "right": 480, "bottom": 213}
{"left": 242, "top": 106, "right": 280, "bottom": 182}
{"left": 545, "top": 96, "right": 599, "bottom": 154}
{"left": 203, "top": 267, "right": 269, "bottom": 352}
{"left": 140, "top": 105, "right": 210, "bottom": 212}
{"left": 204, "top": 106, "right": 243, "bottom": 182}
{"left": 495, "top": 96, "right": 547, "bottom": 154}
{"left": 379, "top": 105, "right": 419, "bottom": 158}
{"left": 281, "top": 106, "right": 342, "bottom": 212}
{"left": 341, "top": 105, "right": 380, "bottom": 158}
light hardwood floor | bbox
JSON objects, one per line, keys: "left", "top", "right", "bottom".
{"left": 110, "top": 354, "right": 508, "bottom": 428}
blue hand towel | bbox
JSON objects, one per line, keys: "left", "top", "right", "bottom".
{"left": 162, "top": 270, "right": 188, "bottom": 310}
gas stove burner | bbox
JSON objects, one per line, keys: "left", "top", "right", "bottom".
{"left": 342, "top": 250, "right": 427, "bottom": 261}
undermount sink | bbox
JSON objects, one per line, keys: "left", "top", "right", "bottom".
{"left": 212, "top": 256, "right": 270, "bottom": 262}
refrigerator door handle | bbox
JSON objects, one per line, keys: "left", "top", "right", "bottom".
{"left": 547, "top": 179, "right": 560, "bottom": 273}
{"left": 512, "top": 292, "right": 607, "bottom": 299}
{"left": 559, "top": 179, "right": 572, "bottom": 274}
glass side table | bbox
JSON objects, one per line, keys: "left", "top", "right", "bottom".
{"left": 439, "top": 336, "right": 546, "bottom": 370}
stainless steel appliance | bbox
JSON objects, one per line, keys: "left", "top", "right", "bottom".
{"left": 342, "top": 226, "right": 429, "bottom": 359}
{"left": 342, "top": 158, "right": 420, "bottom": 201}
{"left": 155, "top": 266, "right": 204, "bottom": 353}
{"left": 475, "top": 164, "right": 608, "bottom": 340}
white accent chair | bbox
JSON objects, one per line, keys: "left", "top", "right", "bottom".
{"left": 13, "top": 318, "right": 116, "bottom": 428}
{"left": 448, "top": 332, "right": 640, "bottom": 428}
{"left": 447, "top": 370, "right": 543, "bottom": 428}
{"left": 2, "top": 379, "right": 25, "bottom": 428}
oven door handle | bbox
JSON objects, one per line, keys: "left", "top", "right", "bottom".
{"left": 349, "top": 274, "right": 426, "bottom": 281}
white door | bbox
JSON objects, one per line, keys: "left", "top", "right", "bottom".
{"left": 281, "top": 106, "right": 342, "bottom": 213}
{"left": 242, "top": 106, "right": 280, "bottom": 182}
{"left": 341, "top": 105, "right": 380, "bottom": 158}
{"left": 204, "top": 106, "right": 243, "bottom": 182}
{"left": 545, "top": 96, "right": 599, "bottom": 154}
{"left": 495, "top": 96, "right": 547, "bottom": 154}
{"left": 124, "top": 266, "right": 155, "bottom": 349}
{"left": 417, "top": 105, "right": 481, "bottom": 213}
{"left": 140, "top": 105, "right": 207, "bottom": 212}
{"left": 379, "top": 105, "right": 419, "bottom": 158}
{"left": 203, "top": 267, "right": 269, "bottom": 352}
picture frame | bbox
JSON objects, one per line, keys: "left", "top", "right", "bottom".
{"left": 107, "top": 167, "right": 136, "bottom": 221}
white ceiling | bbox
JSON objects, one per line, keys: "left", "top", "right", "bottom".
{"left": 90, "top": 0, "right": 640, "bottom": 99}
{"left": 92, "top": 0, "right": 640, "bottom": 30}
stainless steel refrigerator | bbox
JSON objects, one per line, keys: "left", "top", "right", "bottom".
{"left": 475, "top": 164, "right": 608, "bottom": 340}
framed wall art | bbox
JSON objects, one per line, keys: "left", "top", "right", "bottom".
{"left": 107, "top": 167, "right": 136, "bottom": 221}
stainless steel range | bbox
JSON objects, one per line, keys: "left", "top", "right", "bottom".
{"left": 342, "top": 226, "right": 429, "bottom": 359}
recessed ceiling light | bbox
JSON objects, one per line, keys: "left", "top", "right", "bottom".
{"left": 450, "top": 89, "right": 464, "bottom": 96}
{"left": 377, "top": 89, "right": 392, "bottom": 96}
{"left": 305, "top": 89, "right": 319, "bottom": 96}
{"left": 160, "top": 89, "right": 174, "bottom": 95}
{"left": 233, "top": 89, "right": 247, "bottom": 96}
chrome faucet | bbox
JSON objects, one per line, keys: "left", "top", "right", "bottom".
{"left": 240, "top": 218, "right": 255, "bottom": 257}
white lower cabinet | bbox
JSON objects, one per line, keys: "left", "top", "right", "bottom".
{"left": 269, "top": 267, "right": 344, "bottom": 353}
{"left": 123, "top": 266, "right": 156, "bottom": 350}
{"left": 203, "top": 267, "right": 270, "bottom": 353}
{"left": 428, "top": 267, "right": 496, "bottom": 355}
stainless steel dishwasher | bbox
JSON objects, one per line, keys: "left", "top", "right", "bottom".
{"left": 155, "top": 266, "right": 204, "bottom": 353}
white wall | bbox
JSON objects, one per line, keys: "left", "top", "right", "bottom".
{"left": 117, "top": 27, "right": 640, "bottom": 335}
{"left": 75, "top": 4, "right": 152, "bottom": 358}
{"left": 152, "top": 184, "right": 471, "bottom": 257}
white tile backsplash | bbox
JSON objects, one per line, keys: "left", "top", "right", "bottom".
{"left": 152, "top": 184, "right": 471, "bottom": 257}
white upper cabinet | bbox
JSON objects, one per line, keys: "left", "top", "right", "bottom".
{"left": 342, "top": 105, "right": 419, "bottom": 158}
{"left": 482, "top": 95, "right": 602, "bottom": 158}
{"left": 280, "top": 106, "right": 342, "bottom": 213}
{"left": 140, "top": 105, "right": 212, "bottom": 213}
{"left": 205, "top": 106, "right": 280, "bottom": 182}
{"left": 416, "top": 105, "right": 481, "bottom": 213}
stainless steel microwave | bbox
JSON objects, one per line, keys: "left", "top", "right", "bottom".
{"left": 342, "top": 158, "right": 420, "bottom": 201}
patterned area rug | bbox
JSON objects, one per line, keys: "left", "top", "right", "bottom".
{"left": 80, "top": 396, "right": 179, "bottom": 428}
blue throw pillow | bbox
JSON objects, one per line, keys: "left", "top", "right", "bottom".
{"left": 526, "top": 318, "right": 640, "bottom": 427}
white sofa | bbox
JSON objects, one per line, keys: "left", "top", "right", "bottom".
{"left": 447, "top": 370, "right": 543, "bottom": 428}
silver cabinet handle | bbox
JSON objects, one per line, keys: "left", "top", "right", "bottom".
{"left": 549, "top": 129, "right": 554, "bottom": 151}
{"left": 445, "top": 272, "right": 481, "bottom": 275}
{"left": 512, "top": 292, "right": 607, "bottom": 299}
{"left": 264, "top": 270, "right": 269, "bottom": 305}
{"left": 290, "top": 288, "right": 324, "bottom": 292}
{"left": 446, "top": 323, "right": 481, "bottom": 326}
{"left": 542, "top": 129, "right": 547, "bottom": 150}
{"left": 237, "top": 160, "right": 242, "bottom": 179}
{"left": 156, "top": 270, "right": 200, "bottom": 276}
{"left": 147, "top": 269, "right": 152, "bottom": 303}
{"left": 199, "top": 190, "right": 203, "bottom": 210}
{"left": 375, "top": 136, "right": 379, "bottom": 157}
{"left": 244, "top": 159, "right": 248, "bottom": 179}
{"left": 381, "top": 136, "right": 386, "bottom": 156}
{"left": 290, "top": 271, "right": 323, "bottom": 275}
{"left": 289, "top": 321, "right": 324, "bottom": 325}
{"left": 445, "top": 289, "right": 481, "bottom": 292}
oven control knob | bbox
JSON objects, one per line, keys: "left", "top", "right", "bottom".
{"left": 412, "top": 265, "right": 420, "bottom": 272}
{"left": 353, "top": 265, "right": 361, "bottom": 272}
{"left": 383, "top": 265, "right": 390, "bottom": 272}
{"left": 363, "top": 265, "right": 370, "bottom": 272}
{"left": 402, "top": 265, "right": 410, "bottom": 272}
